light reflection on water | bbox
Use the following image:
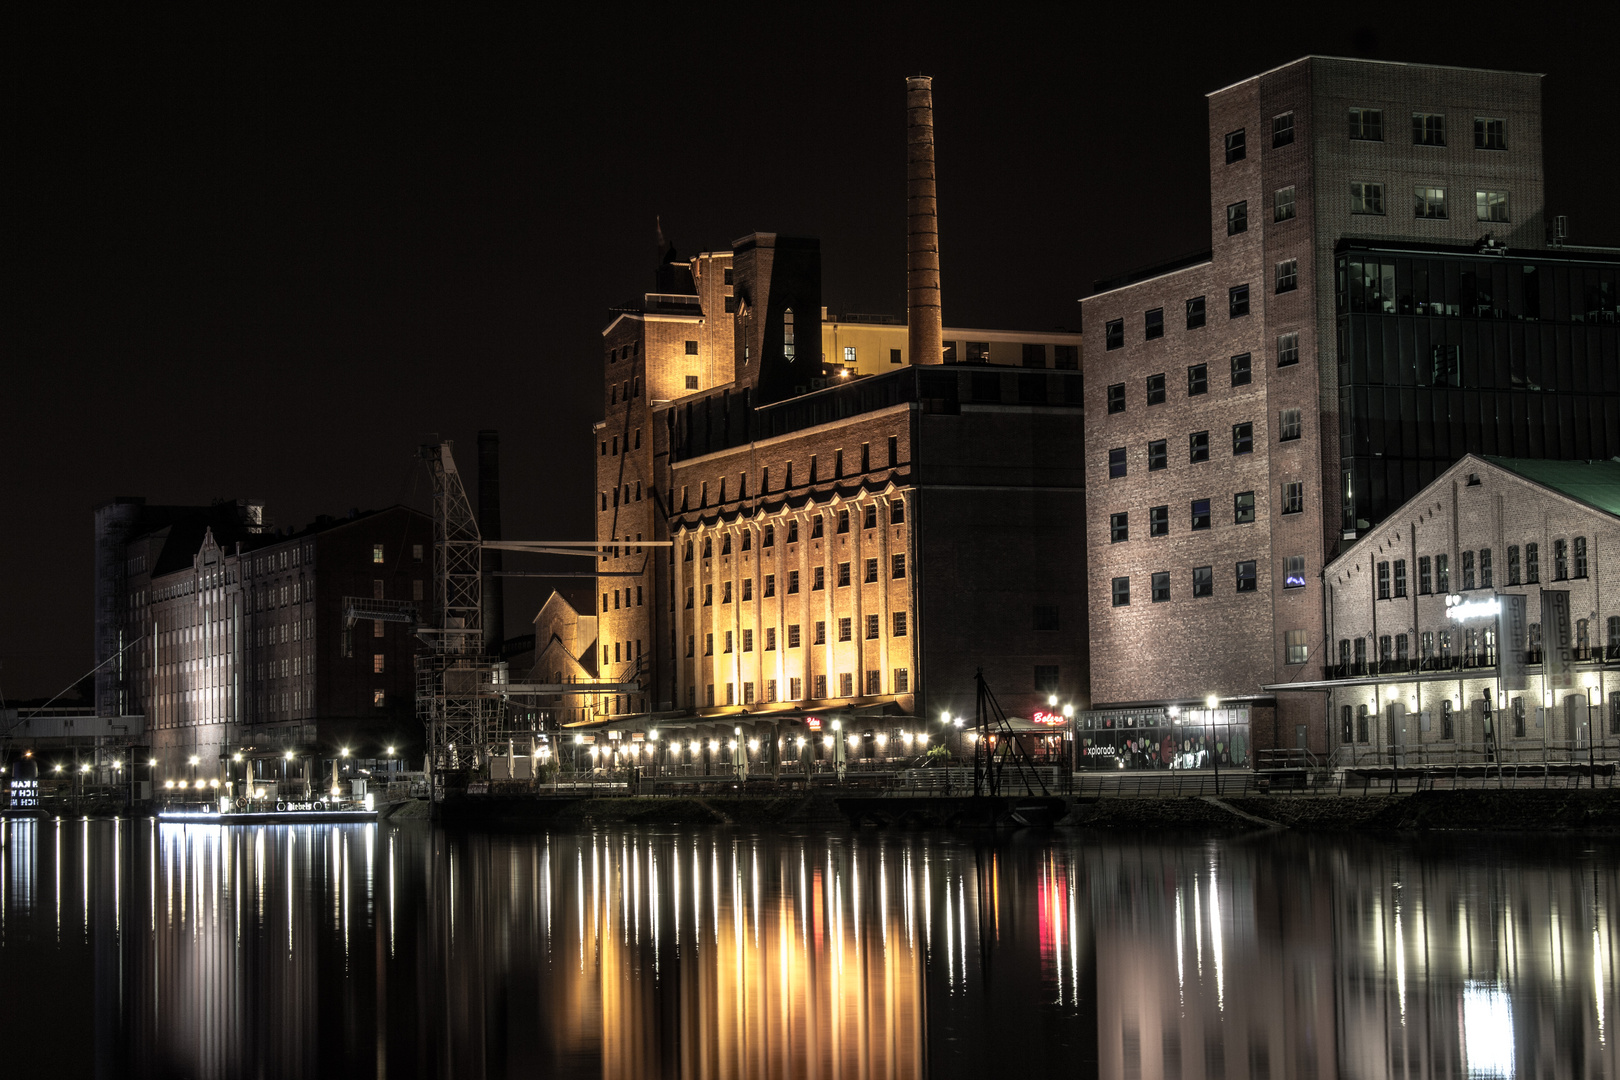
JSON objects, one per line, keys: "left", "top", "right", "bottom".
{"left": 0, "top": 817, "right": 1616, "bottom": 1078}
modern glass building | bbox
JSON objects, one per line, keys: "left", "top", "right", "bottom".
{"left": 1336, "top": 240, "right": 1620, "bottom": 536}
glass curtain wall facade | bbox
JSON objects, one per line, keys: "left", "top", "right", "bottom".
{"left": 1336, "top": 242, "right": 1620, "bottom": 535}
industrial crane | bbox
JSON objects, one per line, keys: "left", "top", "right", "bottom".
{"left": 341, "top": 440, "right": 666, "bottom": 794}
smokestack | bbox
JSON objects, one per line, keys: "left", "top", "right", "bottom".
{"left": 906, "top": 76, "right": 943, "bottom": 365}
{"left": 477, "top": 430, "right": 504, "bottom": 655}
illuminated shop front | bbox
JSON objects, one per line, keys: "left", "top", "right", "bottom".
{"left": 1075, "top": 705, "right": 1250, "bottom": 770}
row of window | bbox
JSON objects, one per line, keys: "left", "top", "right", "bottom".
{"left": 600, "top": 428, "right": 643, "bottom": 457}
{"left": 1224, "top": 111, "right": 1507, "bottom": 165}
{"left": 685, "top": 556, "right": 908, "bottom": 606}
{"left": 938, "top": 342, "right": 1081, "bottom": 368}
{"left": 1109, "top": 490, "right": 1308, "bottom": 538}
{"left": 1374, "top": 538, "right": 1591, "bottom": 600}
{"left": 1103, "top": 288, "right": 1256, "bottom": 349}
{"left": 1340, "top": 615, "right": 1620, "bottom": 668}
{"left": 698, "top": 668, "right": 911, "bottom": 707}
{"left": 692, "top": 612, "right": 910, "bottom": 655}
{"left": 1111, "top": 557, "right": 1309, "bottom": 606}
{"left": 681, "top": 504, "right": 906, "bottom": 558}
{"left": 676, "top": 439, "right": 905, "bottom": 509}
{"left": 1107, "top": 418, "right": 1304, "bottom": 475}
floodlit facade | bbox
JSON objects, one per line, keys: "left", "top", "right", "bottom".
{"left": 1306, "top": 454, "right": 1620, "bottom": 763}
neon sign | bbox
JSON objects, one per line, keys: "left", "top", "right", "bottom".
{"left": 1031, "top": 710, "right": 1067, "bottom": 725}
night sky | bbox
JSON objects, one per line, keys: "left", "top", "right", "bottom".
{"left": 6, "top": 6, "right": 1617, "bottom": 702}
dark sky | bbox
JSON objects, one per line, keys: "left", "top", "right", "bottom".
{"left": 5, "top": 5, "right": 1617, "bottom": 702}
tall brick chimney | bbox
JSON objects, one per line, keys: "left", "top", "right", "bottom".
{"left": 906, "top": 75, "right": 943, "bottom": 365}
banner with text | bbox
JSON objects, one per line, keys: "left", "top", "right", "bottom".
{"left": 1498, "top": 593, "right": 1528, "bottom": 691}
{"left": 1541, "top": 589, "right": 1575, "bottom": 689}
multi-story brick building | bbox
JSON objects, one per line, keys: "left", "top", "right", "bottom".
{"left": 95, "top": 498, "right": 431, "bottom": 779}
{"left": 593, "top": 240, "right": 1088, "bottom": 745}
{"left": 1316, "top": 454, "right": 1619, "bottom": 763}
{"left": 1081, "top": 56, "right": 1619, "bottom": 761}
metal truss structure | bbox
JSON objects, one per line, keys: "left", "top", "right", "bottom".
{"left": 972, "top": 669, "right": 1048, "bottom": 797}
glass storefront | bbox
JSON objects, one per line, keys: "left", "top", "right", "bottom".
{"left": 1076, "top": 706, "right": 1251, "bottom": 770}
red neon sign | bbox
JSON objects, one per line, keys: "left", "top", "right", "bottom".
{"left": 806, "top": 717, "right": 823, "bottom": 731}
{"left": 1031, "top": 710, "right": 1067, "bottom": 725}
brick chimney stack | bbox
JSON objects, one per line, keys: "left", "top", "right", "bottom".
{"left": 906, "top": 76, "right": 943, "bottom": 365}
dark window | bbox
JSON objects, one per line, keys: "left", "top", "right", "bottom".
{"left": 1507, "top": 545, "right": 1520, "bottom": 585}
{"left": 1191, "top": 499, "right": 1211, "bottom": 530}
{"left": 812, "top": 567, "right": 825, "bottom": 591}
{"left": 1275, "top": 258, "right": 1298, "bottom": 293}
{"left": 892, "top": 553, "right": 906, "bottom": 579}
{"left": 1145, "top": 308, "right": 1164, "bottom": 340}
{"left": 864, "top": 557, "right": 878, "bottom": 583}
{"left": 1146, "top": 373, "right": 1166, "bottom": 405}
{"left": 890, "top": 348, "right": 902, "bottom": 364}
{"left": 1151, "top": 572, "right": 1170, "bottom": 602}
{"left": 1474, "top": 116, "right": 1506, "bottom": 150}
{"left": 1278, "top": 408, "right": 1302, "bottom": 441}
{"left": 1378, "top": 561, "right": 1391, "bottom": 599}
{"left": 1053, "top": 344, "right": 1079, "bottom": 370}
{"left": 1187, "top": 364, "right": 1208, "bottom": 396}
{"left": 837, "top": 562, "right": 850, "bottom": 587}
{"left": 1419, "top": 556, "right": 1432, "bottom": 594}
{"left": 1274, "top": 185, "right": 1296, "bottom": 222}
{"left": 1234, "top": 491, "right": 1256, "bottom": 524}
{"left": 1276, "top": 332, "right": 1299, "bottom": 367}
{"left": 1108, "top": 447, "right": 1127, "bottom": 478}
{"left": 1033, "top": 605, "right": 1061, "bottom": 632}
{"left": 1021, "top": 343, "right": 1047, "bottom": 367}
{"left": 1105, "top": 319, "right": 1124, "bottom": 350}
{"left": 1574, "top": 537, "right": 1588, "bottom": 578}
{"left": 1350, "top": 181, "right": 1385, "bottom": 215}
{"left": 1394, "top": 559, "right": 1407, "bottom": 597}
{"left": 1232, "top": 422, "right": 1253, "bottom": 455}
{"left": 1554, "top": 539, "right": 1568, "bottom": 580}
{"left": 1110, "top": 512, "right": 1129, "bottom": 543}
{"left": 1480, "top": 549, "right": 1493, "bottom": 589}
{"left": 1147, "top": 440, "right": 1167, "bottom": 471}
{"left": 1526, "top": 543, "right": 1539, "bottom": 583}
{"left": 1034, "top": 666, "right": 1060, "bottom": 692}
{"left": 1411, "top": 112, "right": 1445, "bottom": 146}
{"left": 837, "top": 510, "right": 850, "bottom": 534}
{"left": 1186, "top": 296, "right": 1206, "bottom": 329}
{"left": 1149, "top": 505, "right": 1169, "bottom": 537}
{"left": 1189, "top": 431, "right": 1209, "bottom": 463}
{"left": 1192, "top": 566, "right": 1214, "bottom": 598}
{"left": 811, "top": 516, "right": 823, "bottom": 538}
{"left": 1272, "top": 112, "right": 1294, "bottom": 147}
{"left": 1111, "top": 577, "right": 1131, "bottom": 607}
{"left": 1224, "top": 129, "right": 1246, "bottom": 164}
{"left": 685, "top": 340, "right": 699, "bottom": 355}
{"left": 890, "top": 500, "right": 904, "bottom": 525}
{"left": 1414, "top": 186, "right": 1448, "bottom": 219}
{"left": 1227, "top": 201, "right": 1248, "bottom": 235}
{"left": 1229, "top": 285, "right": 1250, "bottom": 318}
{"left": 1348, "top": 107, "right": 1383, "bottom": 141}
{"left": 1282, "top": 481, "right": 1304, "bottom": 514}
{"left": 1107, "top": 383, "right": 1126, "bottom": 413}
{"left": 685, "top": 375, "right": 699, "bottom": 389}
{"left": 1231, "top": 353, "right": 1251, "bottom": 385}
{"left": 1435, "top": 554, "right": 1450, "bottom": 592}
{"left": 1236, "top": 561, "right": 1257, "bottom": 592}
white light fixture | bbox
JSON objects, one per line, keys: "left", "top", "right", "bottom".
{"left": 1205, "top": 694, "right": 1219, "bottom": 710}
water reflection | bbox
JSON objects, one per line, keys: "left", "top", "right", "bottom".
{"left": 0, "top": 816, "right": 1616, "bottom": 1078}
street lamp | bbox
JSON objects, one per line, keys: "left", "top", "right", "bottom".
{"left": 1205, "top": 695, "right": 1221, "bottom": 794}
{"left": 1588, "top": 681, "right": 1601, "bottom": 790}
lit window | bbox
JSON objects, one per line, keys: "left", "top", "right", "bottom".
{"left": 1476, "top": 190, "right": 1510, "bottom": 222}
{"left": 1284, "top": 629, "right": 1308, "bottom": 665}
{"left": 844, "top": 346, "right": 856, "bottom": 364}
{"left": 1283, "top": 555, "right": 1306, "bottom": 589}
{"left": 782, "top": 309, "right": 795, "bottom": 360}
{"left": 372, "top": 544, "right": 384, "bottom": 564}
{"left": 373, "top": 690, "right": 385, "bottom": 707}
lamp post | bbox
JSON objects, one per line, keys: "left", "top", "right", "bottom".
{"left": 1589, "top": 682, "right": 1601, "bottom": 790}
{"left": 1205, "top": 694, "right": 1221, "bottom": 794}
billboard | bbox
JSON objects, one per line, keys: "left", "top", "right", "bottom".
{"left": 1497, "top": 593, "right": 1528, "bottom": 691}
{"left": 1541, "top": 589, "right": 1575, "bottom": 689}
